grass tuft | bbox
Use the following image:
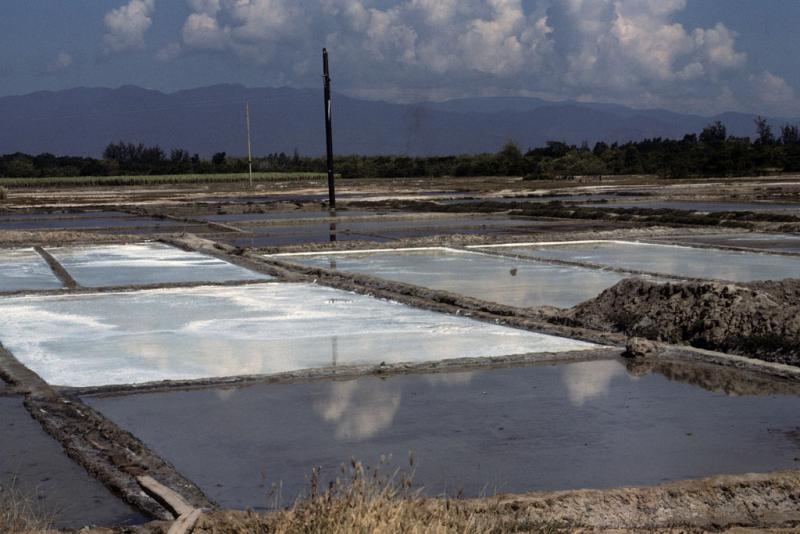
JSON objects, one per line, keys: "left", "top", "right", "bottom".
{"left": 0, "top": 172, "right": 331, "bottom": 188}
{"left": 0, "top": 482, "right": 53, "bottom": 533}
{"left": 193, "top": 460, "right": 568, "bottom": 534}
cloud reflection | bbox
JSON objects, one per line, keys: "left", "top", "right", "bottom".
{"left": 561, "top": 360, "right": 626, "bottom": 407}
{"left": 314, "top": 379, "right": 401, "bottom": 441}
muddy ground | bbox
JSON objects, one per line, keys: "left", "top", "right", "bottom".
{"left": 560, "top": 278, "right": 800, "bottom": 366}
{"left": 1, "top": 175, "right": 800, "bottom": 531}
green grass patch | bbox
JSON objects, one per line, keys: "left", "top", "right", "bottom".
{"left": 0, "top": 172, "right": 330, "bottom": 188}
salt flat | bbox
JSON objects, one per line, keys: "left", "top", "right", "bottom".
{"left": 0, "top": 283, "right": 597, "bottom": 387}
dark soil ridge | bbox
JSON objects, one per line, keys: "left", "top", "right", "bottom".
{"left": 559, "top": 278, "right": 800, "bottom": 366}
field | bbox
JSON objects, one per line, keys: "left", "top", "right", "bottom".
{"left": 1, "top": 173, "right": 800, "bottom": 533}
{"left": 0, "top": 171, "right": 329, "bottom": 188}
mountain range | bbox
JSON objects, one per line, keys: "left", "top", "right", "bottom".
{"left": 1, "top": 84, "right": 797, "bottom": 157}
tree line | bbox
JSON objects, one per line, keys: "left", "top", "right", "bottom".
{"left": 2, "top": 117, "right": 800, "bottom": 179}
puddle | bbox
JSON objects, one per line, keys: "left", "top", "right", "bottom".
{"left": 655, "top": 233, "right": 800, "bottom": 254}
{"left": 48, "top": 243, "right": 269, "bottom": 287}
{"left": 279, "top": 248, "right": 645, "bottom": 308}
{"left": 204, "top": 210, "right": 395, "bottom": 222}
{"left": 438, "top": 194, "right": 626, "bottom": 205}
{"left": 227, "top": 232, "right": 392, "bottom": 248}
{"left": 0, "top": 210, "right": 131, "bottom": 221}
{"left": 0, "top": 396, "right": 144, "bottom": 528}
{"left": 491, "top": 241, "right": 800, "bottom": 281}
{"left": 0, "top": 216, "right": 180, "bottom": 231}
{"left": 197, "top": 191, "right": 464, "bottom": 204}
{"left": 0, "top": 283, "right": 597, "bottom": 387}
{"left": 84, "top": 359, "right": 800, "bottom": 509}
{"left": 0, "top": 248, "right": 63, "bottom": 291}
{"left": 224, "top": 217, "right": 547, "bottom": 247}
{"left": 580, "top": 200, "right": 800, "bottom": 213}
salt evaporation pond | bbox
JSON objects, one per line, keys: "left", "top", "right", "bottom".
{"left": 84, "top": 359, "right": 800, "bottom": 509}
{"left": 0, "top": 283, "right": 597, "bottom": 387}
{"left": 485, "top": 241, "right": 800, "bottom": 282}
{"left": 656, "top": 233, "right": 800, "bottom": 254}
{"left": 0, "top": 248, "right": 63, "bottom": 291}
{"left": 579, "top": 200, "right": 800, "bottom": 213}
{"left": 279, "top": 248, "right": 641, "bottom": 308}
{"left": 0, "top": 396, "right": 144, "bottom": 528}
{"left": 49, "top": 243, "right": 270, "bottom": 287}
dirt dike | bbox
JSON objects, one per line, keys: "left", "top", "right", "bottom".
{"left": 78, "top": 469, "right": 800, "bottom": 532}
{"left": 557, "top": 278, "right": 800, "bottom": 366}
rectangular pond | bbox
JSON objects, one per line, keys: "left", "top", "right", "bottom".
{"left": 84, "top": 359, "right": 800, "bottom": 509}
{"left": 654, "top": 233, "right": 800, "bottom": 254}
{"left": 204, "top": 210, "right": 396, "bottom": 223}
{"left": 0, "top": 248, "right": 63, "bottom": 291}
{"left": 0, "top": 396, "right": 144, "bottom": 528}
{"left": 0, "top": 283, "right": 597, "bottom": 387}
{"left": 277, "top": 248, "right": 641, "bottom": 308}
{"left": 579, "top": 200, "right": 800, "bottom": 213}
{"left": 483, "top": 241, "right": 800, "bottom": 282}
{"left": 0, "top": 216, "right": 181, "bottom": 231}
{"left": 48, "top": 243, "right": 270, "bottom": 287}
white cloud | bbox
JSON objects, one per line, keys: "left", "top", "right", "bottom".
{"left": 156, "top": 42, "right": 182, "bottom": 62}
{"left": 102, "top": 0, "right": 156, "bottom": 54}
{"left": 182, "top": 12, "right": 229, "bottom": 50}
{"left": 47, "top": 52, "right": 74, "bottom": 73}
{"left": 151, "top": 0, "right": 794, "bottom": 114}
{"left": 751, "top": 71, "right": 797, "bottom": 112}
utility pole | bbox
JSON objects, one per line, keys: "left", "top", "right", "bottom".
{"left": 245, "top": 101, "right": 253, "bottom": 187}
{"left": 323, "top": 48, "right": 335, "bottom": 211}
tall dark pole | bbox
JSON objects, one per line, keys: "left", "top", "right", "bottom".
{"left": 323, "top": 48, "right": 335, "bottom": 211}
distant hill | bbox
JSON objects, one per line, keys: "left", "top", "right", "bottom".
{"left": 0, "top": 84, "right": 796, "bottom": 157}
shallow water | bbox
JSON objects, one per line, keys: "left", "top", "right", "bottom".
{"left": 0, "top": 283, "right": 596, "bottom": 387}
{"left": 0, "top": 210, "right": 130, "bottom": 221}
{"left": 0, "top": 396, "right": 144, "bottom": 528}
{"left": 0, "top": 248, "right": 63, "bottom": 291}
{"left": 0, "top": 216, "right": 180, "bottom": 231}
{"left": 49, "top": 243, "right": 269, "bottom": 287}
{"left": 282, "top": 248, "right": 642, "bottom": 308}
{"left": 84, "top": 359, "right": 800, "bottom": 509}
{"left": 204, "top": 210, "right": 393, "bottom": 222}
{"left": 224, "top": 217, "right": 538, "bottom": 247}
{"left": 580, "top": 200, "right": 800, "bottom": 213}
{"left": 498, "top": 241, "right": 800, "bottom": 281}
{"left": 655, "top": 233, "right": 800, "bottom": 254}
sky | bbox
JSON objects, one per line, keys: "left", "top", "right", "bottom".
{"left": 1, "top": 0, "right": 799, "bottom": 117}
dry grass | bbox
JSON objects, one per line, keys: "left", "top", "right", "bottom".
{"left": 0, "top": 481, "right": 53, "bottom": 533}
{"left": 0, "top": 172, "right": 328, "bottom": 188}
{"left": 193, "top": 461, "right": 567, "bottom": 534}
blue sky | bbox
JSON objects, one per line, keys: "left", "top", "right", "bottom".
{"left": 1, "top": 0, "right": 798, "bottom": 116}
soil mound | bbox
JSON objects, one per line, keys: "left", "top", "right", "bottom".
{"left": 559, "top": 278, "right": 800, "bottom": 366}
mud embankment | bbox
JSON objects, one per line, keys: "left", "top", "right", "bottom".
{"left": 352, "top": 199, "right": 800, "bottom": 232}
{"left": 558, "top": 278, "right": 800, "bottom": 366}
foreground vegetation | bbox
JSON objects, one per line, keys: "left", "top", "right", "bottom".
{"left": 2, "top": 117, "right": 800, "bottom": 181}
{"left": 0, "top": 484, "right": 51, "bottom": 533}
{"left": 0, "top": 172, "right": 327, "bottom": 188}
{"left": 193, "top": 462, "right": 566, "bottom": 534}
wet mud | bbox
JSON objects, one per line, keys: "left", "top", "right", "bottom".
{"left": 0, "top": 395, "right": 145, "bottom": 529}
{"left": 560, "top": 278, "right": 800, "bottom": 366}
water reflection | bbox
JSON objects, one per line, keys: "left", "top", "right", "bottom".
{"left": 288, "top": 249, "right": 636, "bottom": 308}
{"left": 0, "top": 248, "right": 63, "bottom": 291}
{"left": 0, "top": 284, "right": 593, "bottom": 387}
{"left": 313, "top": 371, "right": 476, "bottom": 441}
{"left": 314, "top": 380, "right": 401, "bottom": 440}
{"left": 50, "top": 243, "right": 268, "bottom": 287}
{"left": 560, "top": 359, "right": 627, "bottom": 407}
{"left": 507, "top": 242, "right": 800, "bottom": 282}
{"left": 630, "top": 359, "right": 800, "bottom": 396}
